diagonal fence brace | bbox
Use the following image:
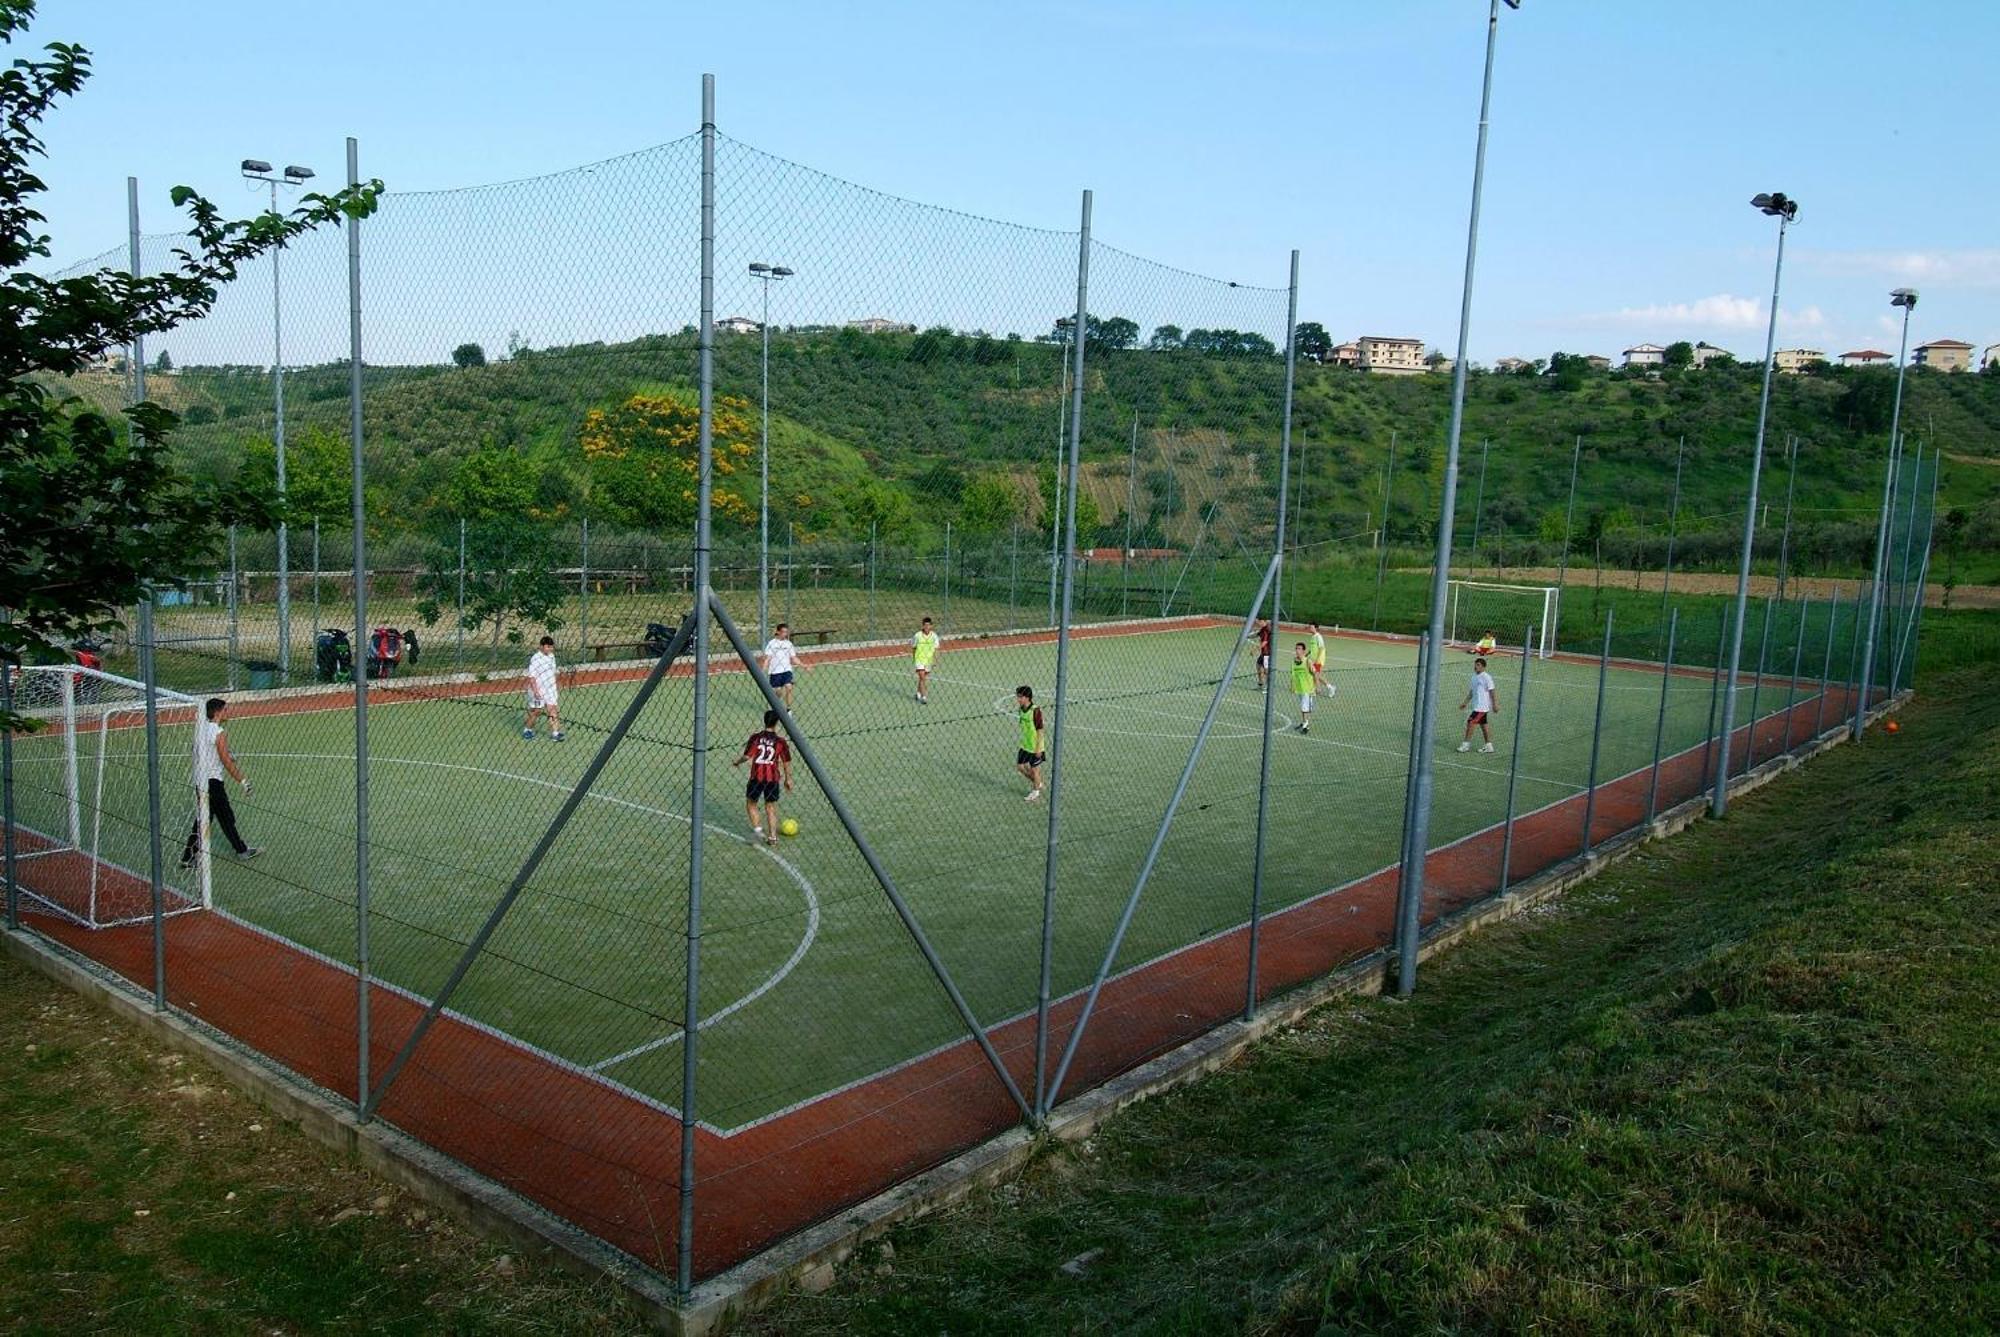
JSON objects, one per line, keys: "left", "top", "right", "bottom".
{"left": 1044, "top": 550, "right": 1280, "bottom": 1110}
{"left": 361, "top": 610, "right": 699, "bottom": 1121}
{"left": 707, "top": 591, "right": 1034, "bottom": 1123}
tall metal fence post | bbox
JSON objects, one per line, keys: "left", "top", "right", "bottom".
{"left": 1890, "top": 450, "right": 1937, "bottom": 698}
{"left": 1370, "top": 430, "right": 1396, "bottom": 630}
{"left": 942, "top": 520, "right": 952, "bottom": 633}
{"left": 1774, "top": 435, "right": 1799, "bottom": 601}
{"left": 455, "top": 516, "right": 466, "bottom": 670}
{"left": 1780, "top": 596, "right": 1809, "bottom": 755}
{"left": 1896, "top": 456, "right": 1941, "bottom": 695}
{"left": 1556, "top": 434, "right": 1581, "bottom": 594}
{"left": 1644, "top": 606, "right": 1678, "bottom": 823}
{"left": 139, "top": 593, "right": 166, "bottom": 1009}
{"left": 1701, "top": 606, "right": 1727, "bottom": 792}
{"left": 679, "top": 72, "right": 719, "bottom": 1298}
{"left": 1394, "top": 631, "right": 1430, "bottom": 951}
{"left": 1496, "top": 622, "right": 1533, "bottom": 892}
{"left": 1853, "top": 431, "right": 1902, "bottom": 739}
{"left": 1032, "top": 188, "right": 1092, "bottom": 1121}
{"left": 1661, "top": 434, "right": 1684, "bottom": 631}
{"left": 344, "top": 135, "right": 373, "bottom": 1119}
{"left": 1743, "top": 595, "right": 1774, "bottom": 775}
{"left": 310, "top": 518, "right": 321, "bottom": 664}
{"left": 1008, "top": 522, "right": 1019, "bottom": 626}
{"left": 866, "top": 520, "right": 877, "bottom": 642}
{"left": 1889, "top": 443, "right": 1923, "bottom": 692}
{"left": 1246, "top": 248, "right": 1300, "bottom": 1023}
{"left": 785, "top": 520, "right": 795, "bottom": 628}
{"left": 1, "top": 648, "right": 15, "bottom": 931}
{"left": 1580, "top": 608, "right": 1614, "bottom": 855}
{"left": 226, "top": 525, "right": 240, "bottom": 689}
{"left": 1470, "top": 437, "right": 1489, "bottom": 554}
{"left": 1123, "top": 415, "right": 1138, "bottom": 618}
{"left": 578, "top": 516, "right": 591, "bottom": 658}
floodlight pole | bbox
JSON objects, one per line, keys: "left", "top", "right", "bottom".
{"left": 1396, "top": 0, "right": 1513, "bottom": 998}
{"left": 1854, "top": 291, "right": 1914, "bottom": 738}
{"left": 243, "top": 161, "right": 313, "bottom": 683}
{"left": 749, "top": 262, "right": 792, "bottom": 645}
{"left": 1711, "top": 193, "right": 1795, "bottom": 817}
{"left": 343, "top": 137, "right": 373, "bottom": 1113}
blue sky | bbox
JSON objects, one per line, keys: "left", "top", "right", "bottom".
{"left": 28, "top": 0, "right": 2000, "bottom": 364}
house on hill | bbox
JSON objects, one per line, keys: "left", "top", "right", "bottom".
{"left": 1582, "top": 354, "right": 1611, "bottom": 372}
{"left": 1839, "top": 349, "right": 1894, "bottom": 368}
{"left": 1984, "top": 343, "right": 2000, "bottom": 371}
{"left": 846, "top": 316, "right": 916, "bottom": 335}
{"left": 1357, "top": 335, "right": 1426, "bottom": 375}
{"left": 1622, "top": 342, "right": 1666, "bottom": 368}
{"left": 1774, "top": 348, "right": 1826, "bottom": 375}
{"left": 1690, "top": 341, "right": 1733, "bottom": 368}
{"left": 715, "top": 315, "right": 760, "bottom": 335}
{"left": 1327, "top": 341, "right": 1360, "bottom": 368}
{"left": 1915, "top": 338, "right": 1974, "bottom": 372}
{"left": 1492, "top": 355, "right": 1532, "bottom": 373}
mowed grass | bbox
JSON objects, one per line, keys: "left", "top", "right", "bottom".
{"left": 745, "top": 665, "right": 2000, "bottom": 1335}
{"left": 10, "top": 623, "right": 1820, "bottom": 1130}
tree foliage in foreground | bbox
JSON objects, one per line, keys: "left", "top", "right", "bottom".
{"left": 0, "top": 0, "right": 379, "bottom": 725}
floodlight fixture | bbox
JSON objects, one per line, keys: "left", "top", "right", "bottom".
{"left": 748, "top": 262, "right": 771, "bottom": 274}
{"left": 1750, "top": 191, "right": 1798, "bottom": 221}
{"left": 241, "top": 159, "right": 273, "bottom": 176}
{"left": 1890, "top": 287, "right": 1917, "bottom": 309}
{"left": 771, "top": 266, "right": 794, "bottom": 278}
{"left": 283, "top": 165, "right": 314, "bottom": 183}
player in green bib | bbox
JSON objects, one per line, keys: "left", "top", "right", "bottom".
{"left": 1015, "top": 685, "right": 1046, "bottom": 801}
{"left": 912, "top": 616, "right": 940, "bottom": 704}
{"left": 1289, "top": 642, "right": 1317, "bottom": 733}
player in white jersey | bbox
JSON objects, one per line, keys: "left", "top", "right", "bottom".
{"left": 524, "top": 636, "right": 565, "bottom": 740}
{"left": 180, "top": 697, "right": 260, "bottom": 864}
{"left": 1456, "top": 656, "right": 1500, "bottom": 753}
{"left": 761, "top": 622, "right": 809, "bottom": 710}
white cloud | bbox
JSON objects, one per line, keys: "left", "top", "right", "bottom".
{"left": 1796, "top": 248, "right": 2000, "bottom": 289}
{"left": 1576, "top": 293, "right": 1826, "bottom": 334}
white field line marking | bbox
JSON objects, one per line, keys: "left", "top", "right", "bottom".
{"left": 233, "top": 752, "right": 820, "bottom": 1069}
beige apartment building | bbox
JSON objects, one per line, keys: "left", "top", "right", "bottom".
{"left": 1357, "top": 335, "right": 1427, "bottom": 375}
{"left": 1984, "top": 343, "right": 2000, "bottom": 371}
{"left": 1773, "top": 347, "right": 1826, "bottom": 375}
{"left": 1915, "top": 338, "right": 1973, "bottom": 372}
{"left": 1839, "top": 348, "right": 1893, "bottom": 368}
{"left": 1327, "top": 341, "right": 1360, "bottom": 368}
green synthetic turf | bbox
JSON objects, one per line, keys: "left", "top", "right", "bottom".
{"left": 11, "top": 624, "right": 1820, "bottom": 1129}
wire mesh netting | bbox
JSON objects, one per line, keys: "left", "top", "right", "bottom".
{"left": 4, "top": 107, "right": 1940, "bottom": 1297}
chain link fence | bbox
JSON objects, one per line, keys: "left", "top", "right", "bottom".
{"left": 4, "top": 87, "right": 1937, "bottom": 1301}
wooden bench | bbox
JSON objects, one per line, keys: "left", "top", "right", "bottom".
{"left": 583, "top": 641, "right": 652, "bottom": 663}
{"left": 792, "top": 628, "right": 838, "bottom": 646}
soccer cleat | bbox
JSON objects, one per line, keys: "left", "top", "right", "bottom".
{"left": 1299, "top": 722, "right": 1310, "bottom": 734}
{"left": 1456, "top": 741, "right": 1472, "bottom": 752}
{"left": 177, "top": 852, "right": 195, "bottom": 871}
{"left": 1025, "top": 788, "right": 1042, "bottom": 802}
{"left": 239, "top": 847, "right": 264, "bottom": 859}
{"left": 522, "top": 728, "right": 536, "bottom": 740}
{"left": 1479, "top": 742, "right": 1495, "bottom": 753}
{"left": 551, "top": 731, "right": 565, "bottom": 741}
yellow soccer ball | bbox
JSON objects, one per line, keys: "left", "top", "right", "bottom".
{"left": 780, "top": 818, "right": 800, "bottom": 837}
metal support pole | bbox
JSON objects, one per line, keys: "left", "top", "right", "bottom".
{"left": 1701, "top": 607, "right": 1726, "bottom": 792}
{"left": 785, "top": 521, "right": 795, "bottom": 628}
{"left": 1888, "top": 445, "right": 1927, "bottom": 697}
{"left": 344, "top": 136, "right": 373, "bottom": 1117}
{"left": 1743, "top": 596, "right": 1774, "bottom": 775}
{"left": 680, "top": 73, "right": 717, "bottom": 1299}
{"left": 1246, "top": 249, "right": 1300, "bottom": 1024}
{"left": 1470, "top": 437, "right": 1489, "bottom": 553}
{"left": 271, "top": 178, "right": 292, "bottom": 686}
{"left": 1123, "top": 415, "right": 1138, "bottom": 618}
{"left": 1047, "top": 553, "right": 1281, "bottom": 1110}
{"left": 1397, "top": 0, "right": 1511, "bottom": 998}
{"left": 758, "top": 275, "right": 772, "bottom": 647}
{"left": 1009, "top": 523, "right": 1019, "bottom": 625}
{"left": 578, "top": 517, "right": 591, "bottom": 658}
{"left": 1713, "top": 204, "right": 1792, "bottom": 815}
{"left": 136, "top": 594, "right": 167, "bottom": 1007}
{"left": 867, "top": 520, "right": 877, "bottom": 642}
{"left": 310, "top": 518, "right": 321, "bottom": 659}
{"left": 1644, "top": 607, "right": 1678, "bottom": 823}
{"left": 1896, "top": 457, "right": 1941, "bottom": 694}
{"left": 1842, "top": 580, "right": 1865, "bottom": 729}
{"left": 942, "top": 520, "right": 951, "bottom": 633}
{"left": 1580, "top": 608, "right": 1614, "bottom": 854}
{"left": 226, "top": 525, "right": 240, "bottom": 689}
{"left": 454, "top": 516, "right": 466, "bottom": 668}
{"left": 1048, "top": 348, "right": 1068, "bottom": 631}
{"left": 1371, "top": 431, "right": 1396, "bottom": 630}
{"left": 1394, "top": 632, "right": 1431, "bottom": 937}
{"left": 1774, "top": 435, "right": 1799, "bottom": 601}
{"left": 1, "top": 650, "right": 15, "bottom": 931}
{"left": 1032, "top": 189, "right": 1092, "bottom": 1120}
{"left": 1556, "top": 434, "right": 1581, "bottom": 592}
{"left": 1853, "top": 302, "right": 1914, "bottom": 737}
{"left": 1496, "top": 623, "right": 1533, "bottom": 891}
{"left": 1660, "top": 435, "right": 1684, "bottom": 626}
{"left": 1780, "top": 597, "right": 1808, "bottom": 756}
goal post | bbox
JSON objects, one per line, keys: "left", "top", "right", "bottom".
{"left": 6, "top": 664, "right": 208, "bottom": 928}
{"left": 1447, "top": 580, "right": 1559, "bottom": 659}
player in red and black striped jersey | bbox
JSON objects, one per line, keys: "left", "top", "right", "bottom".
{"left": 731, "top": 709, "right": 793, "bottom": 845}
{"left": 1251, "top": 618, "right": 1273, "bottom": 688}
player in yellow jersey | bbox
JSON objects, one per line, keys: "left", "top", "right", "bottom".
{"left": 1015, "top": 685, "right": 1046, "bottom": 801}
{"left": 1290, "top": 643, "right": 1317, "bottom": 733}
{"left": 1308, "top": 622, "right": 1334, "bottom": 698}
{"left": 912, "top": 616, "right": 940, "bottom": 704}
{"left": 1471, "top": 629, "right": 1498, "bottom": 658}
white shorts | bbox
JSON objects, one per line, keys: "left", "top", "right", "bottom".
{"left": 1298, "top": 693, "right": 1313, "bottom": 712}
{"left": 526, "top": 690, "right": 557, "bottom": 709}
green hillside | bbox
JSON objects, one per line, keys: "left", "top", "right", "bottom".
{"left": 145, "top": 328, "right": 2000, "bottom": 571}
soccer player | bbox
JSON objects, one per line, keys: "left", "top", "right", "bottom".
{"left": 1471, "top": 629, "right": 1498, "bottom": 657}
{"left": 1457, "top": 656, "right": 1500, "bottom": 753}
{"left": 761, "top": 622, "right": 808, "bottom": 710}
{"left": 180, "top": 697, "right": 260, "bottom": 866}
{"left": 1309, "top": 622, "right": 1334, "bottom": 698}
{"left": 1015, "top": 685, "right": 1046, "bottom": 802}
{"left": 731, "top": 709, "right": 793, "bottom": 846}
{"left": 912, "top": 616, "right": 940, "bottom": 704}
{"left": 1251, "top": 618, "right": 1273, "bottom": 689}
{"left": 1290, "top": 642, "right": 1316, "bottom": 733}
{"left": 523, "top": 635, "right": 564, "bottom": 740}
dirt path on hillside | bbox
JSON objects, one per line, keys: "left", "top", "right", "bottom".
{"left": 1440, "top": 566, "right": 1999, "bottom": 610}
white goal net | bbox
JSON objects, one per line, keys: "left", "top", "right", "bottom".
{"left": 6, "top": 665, "right": 209, "bottom": 928}
{"left": 1447, "top": 581, "right": 1560, "bottom": 660}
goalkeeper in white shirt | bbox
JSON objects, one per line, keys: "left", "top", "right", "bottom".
{"left": 524, "top": 636, "right": 565, "bottom": 740}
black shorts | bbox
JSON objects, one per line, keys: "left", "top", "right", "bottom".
{"left": 1468, "top": 710, "right": 1490, "bottom": 726}
{"left": 769, "top": 670, "right": 794, "bottom": 688}
{"left": 745, "top": 778, "right": 780, "bottom": 803}
{"left": 1016, "top": 749, "right": 1044, "bottom": 767}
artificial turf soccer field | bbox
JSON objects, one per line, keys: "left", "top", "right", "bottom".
{"left": 12, "top": 621, "right": 1816, "bottom": 1131}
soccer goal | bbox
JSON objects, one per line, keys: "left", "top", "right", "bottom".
{"left": 6, "top": 665, "right": 209, "bottom": 928}
{"left": 1447, "top": 581, "right": 1560, "bottom": 659}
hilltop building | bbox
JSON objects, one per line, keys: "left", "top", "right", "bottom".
{"left": 1582, "top": 354, "right": 1612, "bottom": 372}
{"left": 715, "top": 315, "right": 760, "bottom": 335}
{"left": 1622, "top": 342, "right": 1666, "bottom": 368}
{"left": 1839, "top": 349, "right": 1894, "bottom": 368}
{"left": 1492, "top": 356, "right": 1532, "bottom": 373}
{"left": 1915, "top": 338, "right": 1973, "bottom": 372}
{"left": 1773, "top": 348, "right": 1826, "bottom": 375}
{"left": 1984, "top": 343, "right": 2000, "bottom": 371}
{"left": 1690, "top": 341, "right": 1733, "bottom": 368}
{"left": 1357, "top": 335, "right": 1426, "bottom": 375}
{"left": 846, "top": 316, "right": 916, "bottom": 335}
{"left": 1327, "top": 341, "right": 1360, "bottom": 368}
